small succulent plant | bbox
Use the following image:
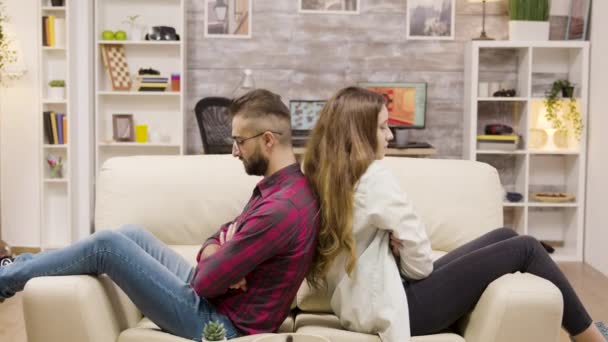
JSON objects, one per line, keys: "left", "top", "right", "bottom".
{"left": 202, "top": 321, "right": 226, "bottom": 341}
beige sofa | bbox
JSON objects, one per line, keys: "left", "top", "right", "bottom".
{"left": 23, "top": 155, "right": 564, "bottom": 342}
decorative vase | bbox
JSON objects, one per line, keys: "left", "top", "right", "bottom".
{"left": 48, "top": 87, "right": 65, "bottom": 100}
{"left": 129, "top": 26, "right": 145, "bottom": 41}
{"left": 508, "top": 21, "right": 549, "bottom": 41}
{"left": 50, "top": 0, "right": 64, "bottom": 6}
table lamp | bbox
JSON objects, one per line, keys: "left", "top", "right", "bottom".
{"left": 467, "top": 0, "right": 501, "bottom": 40}
{"left": 537, "top": 107, "right": 559, "bottom": 150}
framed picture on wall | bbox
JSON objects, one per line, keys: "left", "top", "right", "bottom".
{"left": 406, "top": 0, "right": 455, "bottom": 40}
{"left": 205, "top": 0, "right": 252, "bottom": 39}
{"left": 359, "top": 83, "right": 427, "bottom": 128}
{"left": 299, "top": 0, "right": 360, "bottom": 14}
{"left": 565, "top": 0, "right": 591, "bottom": 40}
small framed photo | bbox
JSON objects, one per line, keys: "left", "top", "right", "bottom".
{"left": 359, "top": 82, "right": 427, "bottom": 129}
{"left": 566, "top": 0, "right": 591, "bottom": 40}
{"left": 406, "top": 0, "right": 455, "bottom": 40}
{"left": 289, "top": 100, "right": 326, "bottom": 131}
{"left": 112, "top": 114, "right": 135, "bottom": 142}
{"left": 205, "top": 0, "right": 252, "bottom": 39}
{"left": 298, "top": 0, "right": 360, "bottom": 14}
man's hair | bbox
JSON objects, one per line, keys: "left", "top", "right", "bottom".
{"left": 230, "top": 89, "right": 292, "bottom": 145}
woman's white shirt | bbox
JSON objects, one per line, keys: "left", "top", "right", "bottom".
{"left": 326, "top": 160, "right": 434, "bottom": 342}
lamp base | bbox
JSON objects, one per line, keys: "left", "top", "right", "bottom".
{"left": 473, "top": 31, "right": 494, "bottom": 40}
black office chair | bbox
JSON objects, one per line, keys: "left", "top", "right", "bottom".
{"left": 194, "top": 97, "right": 233, "bottom": 154}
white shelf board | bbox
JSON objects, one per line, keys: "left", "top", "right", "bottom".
{"left": 98, "top": 40, "right": 181, "bottom": 46}
{"left": 43, "top": 144, "right": 68, "bottom": 149}
{"left": 528, "top": 202, "right": 578, "bottom": 208}
{"left": 98, "top": 142, "right": 181, "bottom": 148}
{"left": 42, "top": 99, "right": 67, "bottom": 104}
{"left": 503, "top": 202, "right": 526, "bottom": 207}
{"left": 477, "top": 97, "right": 528, "bottom": 102}
{"left": 528, "top": 149, "right": 580, "bottom": 155}
{"left": 42, "top": 47, "right": 66, "bottom": 51}
{"left": 44, "top": 178, "right": 68, "bottom": 184}
{"left": 97, "top": 91, "right": 180, "bottom": 96}
{"left": 477, "top": 150, "right": 527, "bottom": 155}
{"left": 41, "top": 6, "right": 65, "bottom": 11}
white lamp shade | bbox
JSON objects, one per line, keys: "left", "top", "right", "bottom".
{"left": 537, "top": 107, "right": 555, "bottom": 130}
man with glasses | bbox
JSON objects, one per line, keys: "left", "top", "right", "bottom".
{"left": 191, "top": 89, "right": 320, "bottom": 337}
{"left": 1, "top": 89, "right": 320, "bottom": 341}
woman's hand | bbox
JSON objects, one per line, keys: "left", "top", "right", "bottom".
{"left": 389, "top": 232, "right": 404, "bottom": 258}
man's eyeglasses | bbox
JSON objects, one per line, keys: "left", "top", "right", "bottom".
{"left": 231, "top": 131, "right": 283, "bottom": 149}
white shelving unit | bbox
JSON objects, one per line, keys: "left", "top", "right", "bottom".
{"left": 464, "top": 41, "right": 590, "bottom": 262}
{"left": 38, "top": 0, "right": 73, "bottom": 250}
{"left": 94, "top": 0, "right": 186, "bottom": 175}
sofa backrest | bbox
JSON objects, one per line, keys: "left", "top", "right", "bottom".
{"left": 96, "top": 155, "right": 503, "bottom": 252}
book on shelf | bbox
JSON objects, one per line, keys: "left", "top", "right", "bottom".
{"left": 134, "top": 76, "right": 169, "bottom": 91}
{"left": 477, "top": 141, "right": 517, "bottom": 151}
{"left": 42, "top": 15, "right": 64, "bottom": 47}
{"left": 43, "top": 111, "right": 67, "bottom": 144}
{"left": 477, "top": 134, "right": 518, "bottom": 151}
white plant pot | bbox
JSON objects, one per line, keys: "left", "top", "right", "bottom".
{"left": 48, "top": 87, "right": 65, "bottom": 100}
{"left": 509, "top": 21, "right": 550, "bottom": 41}
{"left": 129, "top": 26, "right": 145, "bottom": 41}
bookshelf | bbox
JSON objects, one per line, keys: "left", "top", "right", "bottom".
{"left": 39, "top": 0, "right": 73, "bottom": 249}
{"left": 464, "top": 41, "right": 590, "bottom": 262}
{"left": 94, "top": 0, "right": 186, "bottom": 176}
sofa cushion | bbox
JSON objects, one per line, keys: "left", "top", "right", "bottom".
{"left": 96, "top": 155, "right": 261, "bottom": 244}
{"left": 296, "top": 326, "right": 465, "bottom": 342}
{"left": 118, "top": 315, "right": 294, "bottom": 342}
{"left": 380, "top": 157, "right": 503, "bottom": 252}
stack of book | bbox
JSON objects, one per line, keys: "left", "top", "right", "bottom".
{"left": 477, "top": 134, "right": 518, "bottom": 151}
{"left": 42, "top": 15, "right": 66, "bottom": 48}
{"left": 43, "top": 111, "right": 68, "bottom": 145}
{"left": 134, "top": 76, "right": 169, "bottom": 92}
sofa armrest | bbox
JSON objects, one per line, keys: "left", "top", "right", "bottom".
{"left": 459, "top": 273, "right": 564, "bottom": 342}
{"left": 23, "top": 275, "right": 132, "bottom": 342}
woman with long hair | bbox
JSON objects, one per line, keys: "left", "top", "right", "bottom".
{"left": 303, "top": 86, "right": 605, "bottom": 342}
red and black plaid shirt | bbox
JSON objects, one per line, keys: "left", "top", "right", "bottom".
{"left": 191, "top": 163, "right": 319, "bottom": 335}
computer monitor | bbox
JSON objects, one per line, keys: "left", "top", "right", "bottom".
{"left": 289, "top": 100, "right": 326, "bottom": 131}
{"left": 359, "top": 82, "right": 427, "bottom": 129}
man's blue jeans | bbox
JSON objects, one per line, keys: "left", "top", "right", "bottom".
{"left": 0, "top": 225, "right": 239, "bottom": 341}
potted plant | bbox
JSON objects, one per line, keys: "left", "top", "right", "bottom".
{"left": 543, "top": 79, "right": 583, "bottom": 142}
{"left": 123, "top": 15, "right": 143, "bottom": 41}
{"left": 508, "top": 0, "right": 550, "bottom": 41}
{"left": 48, "top": 79, "right": 65, "bottom": 99}
{"left": 202, "top": 321, "right": 226, "bottom": 342}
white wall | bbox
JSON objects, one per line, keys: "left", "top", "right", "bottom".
{"left": 0, "top": 0, "right": 41, "bottom": 246}
{"left": 584, "top": 0, "right": 608, "bottom": 276}
{"left": 1, "top": 0, "right": 94, "bottom": 246}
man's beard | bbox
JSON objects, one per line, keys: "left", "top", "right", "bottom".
{"left": 242, "top": 147, "right": 269, "bottom": 176}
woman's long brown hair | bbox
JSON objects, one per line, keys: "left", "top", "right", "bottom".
{"left": 303, "top": 87, "right": 385, "bottom": 288}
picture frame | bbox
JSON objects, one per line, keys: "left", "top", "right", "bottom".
{"left": 406, "top": 0, "right": 455, "bottom": 40}
{"left": 112, "top": 114, "right": 135, "bottom": 142}
{"left": 205, "top": 0, "right": 252, "bottom": 39}
{"left": 565, "top": 0, "right": 591, "bottom": 40}
{"left": 289, "top": 100, "right": 326, "bottom": 131}
{"left": 359, "top": 82, "right": 427, "bottom": 129}
{"left": 298, "top": 0, "right": 360, "bottom": 15}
